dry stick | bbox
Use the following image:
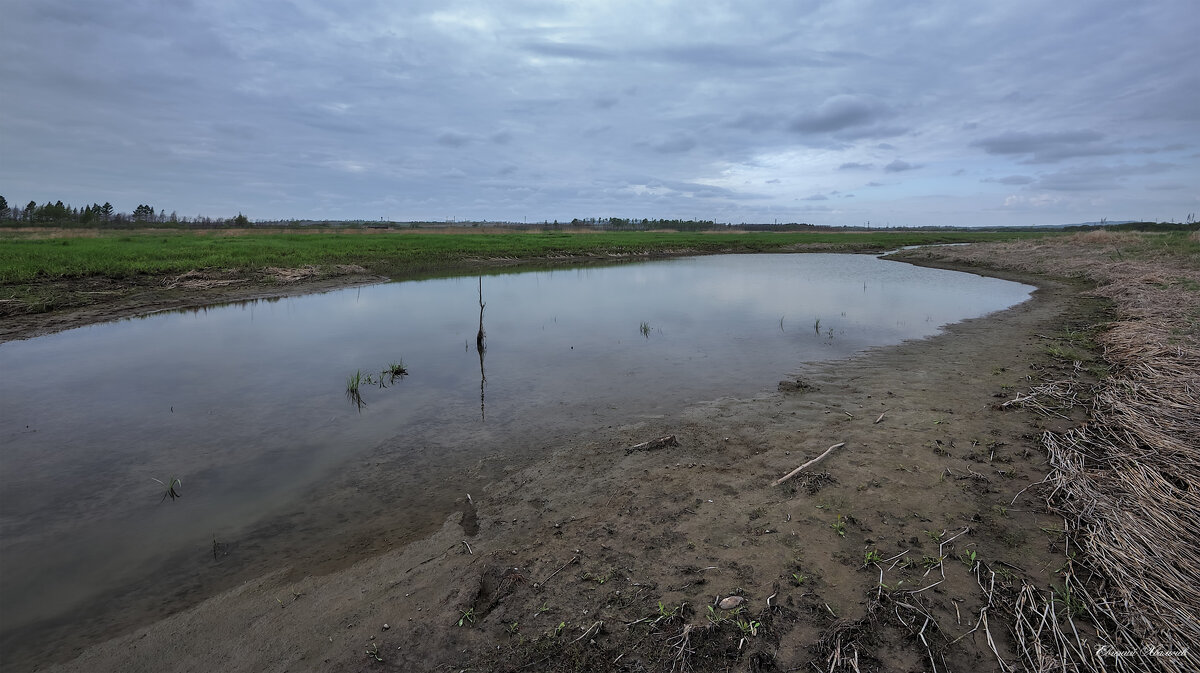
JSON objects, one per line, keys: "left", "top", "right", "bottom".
{"left": 771, "top": 442, "right": 846, "bottom": 486}
{"left": 625, "top": 435, "right": 678, "bottom": 454}
{"left": 874, "top": 411, "right": 887, "bottom": 424}
{"left": 538, "top": 555, "right": 578, "bottom": 587}
{"left": 571, "top": 620, "right": 603, "bottom": 644}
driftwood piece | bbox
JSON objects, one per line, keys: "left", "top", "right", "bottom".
{"left": 625, "top": 435, "right": 679, "bottom": 454}
{"left": 772, "top": 442, "right": 846, "bottom": 486}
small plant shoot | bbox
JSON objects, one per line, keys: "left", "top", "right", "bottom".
{"left": 152, "top": 476, "right": 182, "bottom": 502}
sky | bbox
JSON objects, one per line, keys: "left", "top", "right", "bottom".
{"left": 2, "top": 0, "right": 1198, "bottom": 227}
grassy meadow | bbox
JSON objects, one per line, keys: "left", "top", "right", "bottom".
{"left": 0, "top": 228, "right": 1056, "bottom": 284}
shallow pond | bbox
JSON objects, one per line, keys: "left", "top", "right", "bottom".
{"left": 0, "top": 253, "right": 1032, "bottom": 648}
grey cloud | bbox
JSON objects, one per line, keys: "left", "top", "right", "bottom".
{"left": 727, "top": 112, "right": 781, "bottom": 133}
{"left": 522, "top": 41, "right": 616, "bottom": 61}
{"left": 837, "top": 125, "right": 908, "bottom": 141}
{"left": 789, "top": 95, "right": 891, "bottom": 135}
{"left": 294, "top": 109, "right": 368, "bottom": 135}
{"left": 437, "top": 131, "right": 473, "bottom": 147}
{"left": 651, "top": 135, "right": 697, "bottom": 154}
{"left": 1033, "top": 162, "right": 1176, "bottom": 191}
{"left": 971, "top": 130, "right": 1110, "bottom": 163}
{"left": 802, "top": 194, "right": 828, "bottom": 201}
{"left": 884, "top": 160, "right": 918, "bottom": 173}
{"left": 635, "top": 179, "right": 767, "bottom": 202}
{"left": 212, "top": 122, "right": 259, "bottom": 141}
{"left": 643, "top": 44, "right": 791, "bottom": 70}
{"left": 4, "top": 0, "right": 1198, "bottom": 226}
{"left": 648, "top": 44, "right": 776, "bottom": 68}
{"left": 792, "top": 202, "right": 833, "bottom": 212}
{"left": 984, "top": 175, "right": 1035, "bottom": 185}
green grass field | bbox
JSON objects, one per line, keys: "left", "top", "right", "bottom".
{"left": 0, "top": 228, "right": 1057, "bottom": 284}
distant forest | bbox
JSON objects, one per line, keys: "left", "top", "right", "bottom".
{"left": 1062, "top": 220, "right": 1198, "bottom": 233}
{"left": 1, "top": 194, "right": 1195, "bottom": 232}
{"left": 0, "top": 195, "right": 249, "bottom": 227}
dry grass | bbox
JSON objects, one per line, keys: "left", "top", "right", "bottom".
{"left": 901, "top": 232, "right": 1199, "bottom": 672}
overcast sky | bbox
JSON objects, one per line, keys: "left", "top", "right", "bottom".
{"left": 2, "top": 1, "right": 1198, "bottom": 226}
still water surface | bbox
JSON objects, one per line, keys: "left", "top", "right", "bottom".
{"left": 0, "top": 254, "right": 1032, "bottom": 642}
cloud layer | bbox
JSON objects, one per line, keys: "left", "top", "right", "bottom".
{"left": 1, "top": 0, "right": 1197, "bottom": 225}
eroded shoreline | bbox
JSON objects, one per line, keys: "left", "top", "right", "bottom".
{"left": 8, "top": 254, "right": 1095, "bottom": 673}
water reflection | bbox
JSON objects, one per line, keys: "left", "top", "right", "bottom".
{"left": 477, "top": 276, "right": 487, "bottom": 421}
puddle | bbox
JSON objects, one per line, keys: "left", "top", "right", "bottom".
{"left": 0, "top": 253, "right": 1032, "bottom": 649}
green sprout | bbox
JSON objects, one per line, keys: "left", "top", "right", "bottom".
{"left": 457, "top": 608, "right": 475, "bottom": 627}
{"left": 831, "top": 514, "right": 847, "bottom": 537}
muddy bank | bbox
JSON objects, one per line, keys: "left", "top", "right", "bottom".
{"left": 22, "top": 260, "right": 1116, "bottom": 673}
{"left": 0, "top": 268, "right": 386, "bottom": 343}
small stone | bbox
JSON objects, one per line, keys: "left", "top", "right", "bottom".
{"left": 382, "top": 624, "right": 389, "bottom": 631}
{"left": 718, "top": 596, "right": 745, "bottom": 610}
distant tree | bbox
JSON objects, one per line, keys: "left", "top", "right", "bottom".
{"left": 0, "top": 195, "right": 8, "bottom": 219}
{"left": 26, "top": 201, "right": 36, "bottom": 221}
{"left": 133, "top": 204, "right": 154, "bottom": 221}
{"left": 101, "top": 202, "right": 114, "bottom": 221}
{"left": 232, "top": 212, "right": 249, "bottom": 226}
{"left": 34, "top": 200, "right": 72, "bottom": 221}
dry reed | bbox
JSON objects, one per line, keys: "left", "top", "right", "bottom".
{"left": 903, "top": 233, "right": 1199, "bottom": 672}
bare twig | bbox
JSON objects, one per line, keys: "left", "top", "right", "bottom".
{"left": 625, "top": 435, "right": 679, "bottom": 454}
{"left": 772, "top": 442, "right": 846, "bottom": 486}
{"left": 537, "top": 555, "right": 578, "bottom": 587}
{"left": 571, "top": 620, "right": 603, "bottom": 644}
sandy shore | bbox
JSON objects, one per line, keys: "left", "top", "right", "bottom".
{"left": 7, "top": 250, "right": 1122, "bottom": 673}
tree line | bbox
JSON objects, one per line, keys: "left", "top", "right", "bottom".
{"left": 564, "top": 217, "right": 724, "bottom": 231}
{"left": 0, "top": 195, "right": 249, "bottom": 227}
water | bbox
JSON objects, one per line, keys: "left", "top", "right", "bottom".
{"left": 0, "top": 253, "right": 1032, "bottom": 650}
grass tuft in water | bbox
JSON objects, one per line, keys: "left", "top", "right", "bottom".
{"left": 346, "top": 370, "right": 366, "bottom": 409}
{"left": 151, "top": 476, "right": 182, "bottom": 502}
{"left": 385, "top": 360, "right": 408, "bottom": 380}
{"left": 346, "top": 360, "right": 410, "bottom": 409}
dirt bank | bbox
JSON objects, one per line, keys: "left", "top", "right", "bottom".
{"left": 22, "top": 254, "right": 1122, "bottom": 673}
{"left": 0, "top": 267, "right": 389, "bottom": 343}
